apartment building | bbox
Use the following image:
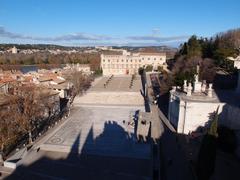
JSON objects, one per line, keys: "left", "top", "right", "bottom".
{"left": 101, "top": 50, "right": 166, "bottom": 75}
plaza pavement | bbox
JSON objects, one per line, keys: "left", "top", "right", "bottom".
{"left": 5, "top": 75, "right": 152, "bottom": 180}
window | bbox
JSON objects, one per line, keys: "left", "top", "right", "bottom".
{"left": 130, "top": 59, "right": 132, "bottom": 62}
{"left": 154, "top": 58, "right": 156, "bottom": 60}
{"left": 108, "top": 60, "right": 110, "bottom": 62}
{"left": 139, "top": 60, "right": 141, "bottom": 63}
{"left": 103, "top": 59, "right": 105, "bottom": 62}
{"left": 126, "top": 60, "right": 128, "bottom": 62}
{"left": 160, "top": 58, "right": 162, "bottom": 60}
{"left": 122, "top": 59, "right": 124, "bottom": 62}
{"left": 117, "top": 59, "right": 119, "bottom": 62}
{"left": 148, "top": 58, "right": 150, "bottom": 60}
{"left": 142, "top": 58, "right": 144, "bottom": 60}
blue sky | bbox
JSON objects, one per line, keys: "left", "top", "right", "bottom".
{"left": 0, "top": 0, "right": 239, "bottom": 47}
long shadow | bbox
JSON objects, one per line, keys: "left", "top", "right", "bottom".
{"left": 5, "top": 121, "right": 152, "bottom": 180}
{"left": 214, "top": 89, "right": 240, "bottom": 107}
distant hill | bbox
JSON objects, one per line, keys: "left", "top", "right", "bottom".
{"left": 0, "top": 44, "right": 177, "bottom": 51}
{"left": 125, "top": 46, "right": 178, "bottom": 59}
{"left": 0, "top": 44, "right": 82, "bottom": 51}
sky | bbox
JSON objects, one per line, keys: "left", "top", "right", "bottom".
{"left": 0, "top": 0, "right": 240, "bottom": 47}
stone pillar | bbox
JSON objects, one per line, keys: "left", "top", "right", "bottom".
{"left": 177, "top": 100, "right": 187, "bottom": 134}
{"left": 194, "top": 80, "right": 202, "bottom": 93}
{"left": 187, "top": 84, "right": 192, "bottom": 96}
{"left": 184, "top": 80, "right": 187, "bottom": 92}
{"left": 193, "top": 65, "right": 202, "bottom": 93}
{"left": 201, "top": 80, "right": 206, "bottom": 93}
{"left": 208, "top": 83, "right": 213, "bottom": 98}
{"left": 172, "top": 86, "right": 177, "bottom": 92}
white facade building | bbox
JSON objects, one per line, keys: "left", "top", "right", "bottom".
{"left": 9, "top": 46, "right": 18, "bottom": 54}
{"left": 168, "top": 66, "right": 240, "bottom": 134}
{"left": 101, "top": 50, "right": 166, "bottom": 75}
{"left": 64, "top": 64, "right": 91, "bottom": 74}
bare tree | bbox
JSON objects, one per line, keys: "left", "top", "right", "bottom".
{"left": 64, "top": 70, "right": 93, "bottom": 96}
{"left": 14, "top": 86, "right": 46, "bottom": 144}
{"left": 0, "top": 95, "right": 23, "bottom": 158}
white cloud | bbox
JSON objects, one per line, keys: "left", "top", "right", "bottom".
{"left": 127, "top": 35, "right": 189, "bottom": 43}
{"left": 0, "top": 27, "right": 111, "bottom": 41}
{"left": 0, "top": 26, "right": 188, "bottom": 47}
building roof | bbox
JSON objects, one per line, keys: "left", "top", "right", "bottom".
{"left": 0, "top": 77, "right": 15, "bottom": 84}
{"left": 38, "top": 77, "right": 53, "bottom": 82}
{"left": 52, "top": 79, "right": 65, "bottom": 84}
{"left": 139, "top": 52, "right": 166, "bottom": 56}
{"left": 49, "top": 82, "right": 72, "bottom": 90}
{"left": 102, "top": 51, "right": 166, "bottom": 57}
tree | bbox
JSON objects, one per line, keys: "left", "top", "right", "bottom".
{"left": 0, "top": 95, "right": 24, "bottom": 158}
{"left": 145, "top": 65, "right": 153, "bottom": 72}
{"left": 94, "top": 68, "right": 103, "bottom": 76}
{"left": 176, "top": 29, "right": 240, "bottom": 73}
{"left": 200, "top": 58, "right": 216, "bottom": 82}
{"left": 157, "top": 66, "right": 164, "bottom": 73}
{"left": 159, "top": 71, "right": 174, "bottom": 94}
{"left": 0, "top": 86, "right": 57, "bottom": 159}
{"left": 138, "top": 67, "right": 144, "bottom": 75}
{"left": 186, "top": 35, "right": 202, "bottom": 58}
{"left": 14, "top": 86, "right": 47, "bottom": 144}
{"left": 64, "top": 70, "right": 93, "bottom": 96}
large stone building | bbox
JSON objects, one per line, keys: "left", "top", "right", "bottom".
{"left": 168, "top": 65, "right": 240, "bottom": 135}
{"left": 101, "top": 50, "right": 166, "bottom": 75}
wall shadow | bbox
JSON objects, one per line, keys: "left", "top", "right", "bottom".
{"left": 214, "top": 89, "right": 240, "bottom": 108}
{"left": 4, "top": 121, "right": 152, "bottom": 180}
{"left": 157, "top": 103, "right": 240, "bottom": 180}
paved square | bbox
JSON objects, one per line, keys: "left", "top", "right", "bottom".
{"left": 41, "top": 105, "right": 150, "bottom": 159}
{"left": 8, "top": 76, "right": 152, "bottom": 180}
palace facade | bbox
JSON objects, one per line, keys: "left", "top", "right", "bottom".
{"left": 101, "top": 50, "right": 166, "bottom": 75}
